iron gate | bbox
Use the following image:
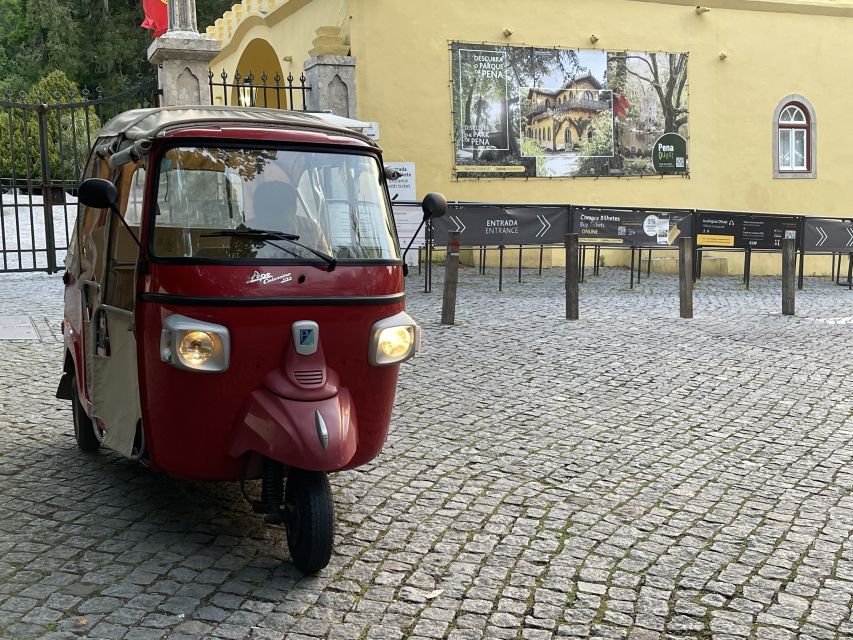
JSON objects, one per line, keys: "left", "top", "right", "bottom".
{"left": 0, "top": 77, "right": 158, "bottom": 273}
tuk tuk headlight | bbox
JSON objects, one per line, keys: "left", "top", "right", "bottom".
{"left": 161, "top": 315, "right": 230, "bottom": 372}
{"left": 369, "top": 312, "right": 421, "bottom": 366}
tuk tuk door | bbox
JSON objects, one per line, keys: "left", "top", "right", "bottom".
{"left": 84, "top": 161, "right": 144, "bottom": 458}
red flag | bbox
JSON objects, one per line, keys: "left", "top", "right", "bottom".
{"left": 141, "top": 0, "right": 168, "bottom": 38}
{"left": 613, "top": 93, "right": 630, "bottom": 119}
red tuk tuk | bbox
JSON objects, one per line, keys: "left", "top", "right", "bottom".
{"left": 56, "top": 106, "right": 445, "bottom": 572}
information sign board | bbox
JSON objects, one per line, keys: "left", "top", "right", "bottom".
{"left": 696, "top": 211, "right": 797, "bottom": 250}
{"left": 575, "top": 207, "right": 689, "bottom": 247}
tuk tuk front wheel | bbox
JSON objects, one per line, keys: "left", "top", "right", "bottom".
{"left": 70, "top": 374, "right": 100, "bottom": 453}
{"left": 284, "top": 469, "right": 334, "bottom": 574}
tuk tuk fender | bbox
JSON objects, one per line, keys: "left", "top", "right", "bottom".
{"left": 229, "top": 386, "right": 357, "bottom": 472}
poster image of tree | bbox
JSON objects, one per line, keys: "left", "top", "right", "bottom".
{"left": 450, "top": 42, "right": 688, "bottom": 179}
{"left": 608, "top": 51, "right": 689, "bottom": 175}
{"left": 457, "top": 48, "right": 509, "bottom": 151}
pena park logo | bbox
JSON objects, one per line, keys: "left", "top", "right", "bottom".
{"left": 652, "top": 133, "right": 688, "bottom": 174}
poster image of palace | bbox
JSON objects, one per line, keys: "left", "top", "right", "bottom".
{"left": 450, "top": 42, "right": 689, "bottom": 179}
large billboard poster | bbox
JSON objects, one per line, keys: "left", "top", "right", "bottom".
{"left": 451, "top": 42, "right": 689, "bottom": 179}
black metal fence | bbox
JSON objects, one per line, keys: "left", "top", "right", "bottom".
{"left": 208, "top": 69, "right": 311, "bottom": 111}
{"left": 0, "top": 76, "right": 158, "bottom": 272}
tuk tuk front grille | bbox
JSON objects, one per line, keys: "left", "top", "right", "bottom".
{"left": 293, "top": 370, "right": 324, "bottom": 387}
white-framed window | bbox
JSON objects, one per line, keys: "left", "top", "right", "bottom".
{"left": 773, "top": 95, "right": 816, "bottom": 179}
{"left": 778, "top": 105, "right": 808, "bottom": 171}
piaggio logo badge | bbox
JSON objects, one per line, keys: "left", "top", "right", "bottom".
{"left": 299, "top": 329, "right": 315, "bottom": 347}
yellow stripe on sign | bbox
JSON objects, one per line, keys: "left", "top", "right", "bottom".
{"left": 697, "top": 234, "right": 735, "bottom": 247}
{"left": 454, "top": 166, "right": 527, "bottom": 173}
{"left": 579, "top": 237, "right": 624, "bottom": 244}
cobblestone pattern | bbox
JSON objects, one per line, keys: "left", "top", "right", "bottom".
{"left": 0, "top": 268, "right": 851, "bottom": 639}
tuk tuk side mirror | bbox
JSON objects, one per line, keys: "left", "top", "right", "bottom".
{"left": 421, "top": 192, "right": 447, "bottom": 220}
{"left": 77, "top": 177, "right": 147, "bottom": 260}
{"left": 78, "top": 178, "right": 119, "bottom": 211}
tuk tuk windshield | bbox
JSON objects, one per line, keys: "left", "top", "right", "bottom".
{"left": 150, "top": 145, "right": 399, "bottom": 262}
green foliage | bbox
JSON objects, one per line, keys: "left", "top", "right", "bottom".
{"left": 577, "top": 110, "right": 615, "bottom": 175}
{"left": 0, "top": 71, "right": 100, "bottom": 181}
{"left": 0, "top": 0, "right": 234, "bottom": 95}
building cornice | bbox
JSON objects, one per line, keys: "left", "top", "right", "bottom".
{"left": 628, "top": 0, "right": 853, "bottom": 18}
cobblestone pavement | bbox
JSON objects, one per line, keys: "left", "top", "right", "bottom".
{"left": 0, "top": 267, "right": 851, "bottom": 640}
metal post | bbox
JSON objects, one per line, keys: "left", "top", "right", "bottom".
{"left": 441, "top": 231, "right": 460, "bottom": 325}
{"left": 630, "top": 247, "right": 635, "bottom": 289}
{"left": 498, "top": 244, "right": 504, "bottom": 291}
{"left": 637, "top": 248, "right": 642, "bottom": 284}
{"left": 538, "top": 245, "right": 544, "bottom": 276}
{"left": 517, "top": 244, "right": 522, "bottom": 284}
{"left": 782, "top": 236, "right": 795, "bottom": 316}
{"left": 679, "top": 236, "right": 694, "bottom": 319}
{"left": 580, "top": 246, "right": 586, "bottom": 283}
{"left": 797, "top": 217, "right": 805, "bottom": 290}
{"left": 744, "top": 248, "right": 752, "bottom": 290}
{"left": 37, "top": 105, "right": 57, "bottom": 273}
{"left": 565, "top": 233, "right": 579, "bottom": 320}
{"left": 848, "top": 253, "right": 853, "bottom": 290}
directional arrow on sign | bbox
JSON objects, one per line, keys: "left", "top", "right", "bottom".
{"left": 847, "top": 227, "right": 853, "bottom": 247}
{"left": 536, "top": 214, "right": 552, "bottom": 238}
{"left": 816, "top": 226, "right": 829, "bottom": 247}
{"left": 448, "top": 215, "right": 467, "bottom": 234}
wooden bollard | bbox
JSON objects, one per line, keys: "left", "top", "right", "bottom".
{"left": 441, "top": 231, "right": 460, "bottom": 325}
{"left": 678, "top": 236, "right": 694, "bottom": 319}
{"left": 782, "top": 234, "right": 796, "bottom": 315}
{"left": 565, "top": 233, "right": 579, "bottom": 320}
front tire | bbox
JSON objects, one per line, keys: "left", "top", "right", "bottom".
{"left": 284, "top": 469, "right": 334, "bottom": 573}
{"left": 71, "top": 374, "right": 100, "bottom": 453}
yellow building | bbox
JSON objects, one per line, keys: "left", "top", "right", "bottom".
{"left": 205, "top": 0, "right": 853, "bottom": 276}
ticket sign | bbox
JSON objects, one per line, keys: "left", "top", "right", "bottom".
{"left": 696, "top": 211, "right": 797, "bottom": 250}
{"left": 575, "top": 207, "right": 690, "bottom": 247}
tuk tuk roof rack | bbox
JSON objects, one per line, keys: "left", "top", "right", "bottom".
{"left": 98, "top": 106, "right": 378, "bottom": 147}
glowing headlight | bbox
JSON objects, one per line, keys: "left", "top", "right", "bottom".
{"left": 369, "top": 312, "right": 421, "bottom": 366}
{"left": 178, "top": 331, "right": 216, "bottom": 366}
{"left": 161, "top": 315, "right": 230, "bottom": 372}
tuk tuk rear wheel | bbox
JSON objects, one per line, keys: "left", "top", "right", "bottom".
{"left": 284, "top": 469, "right": 334, "bottom": 574}
{"left": 70, "top": 374, "right": 100, "bottom": 453}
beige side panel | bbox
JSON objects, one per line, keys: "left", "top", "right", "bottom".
{"left": 90, "top": 307, "right": 141, "bottom": 458}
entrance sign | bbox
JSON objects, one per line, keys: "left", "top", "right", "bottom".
{"left": 696, "top": 211, "right": 798, "bottom": 250}
{"left": 803, "top": 219, "right": 853, "bottom": 252}
{"left": 386, "top": 162, "right": 417, "bottom": 202}
{"left": 430, "top": 205, "right": 569, "bottom": 245}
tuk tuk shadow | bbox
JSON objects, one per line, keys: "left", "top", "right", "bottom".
{"left": 57, "top": 444, "right": 296, "bottom": 564}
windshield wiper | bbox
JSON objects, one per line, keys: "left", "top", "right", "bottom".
{"left": 202, "top": 225, "right": 337, "bottom": 270}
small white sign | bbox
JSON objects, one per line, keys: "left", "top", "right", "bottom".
{"left": 386, "top": 162, "right": 417, "bottom": 202}
{"left": 657, "top": 217, "right": 670, "bottom": 245}
{"left": 392, "top": 203, "right": 425, "bottom": 266}
{"left": 784, "top": 230, "right": 797, "bottom": 240}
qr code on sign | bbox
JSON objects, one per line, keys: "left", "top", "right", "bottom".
{"left": 676, "top": 157, "right": 685, "bottom": 168}
{"left": 618, "top": 226, "right": 626, "bottom": 236}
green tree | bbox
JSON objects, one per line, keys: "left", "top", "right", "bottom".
{"left": 0, "top": 70, "right": 100, "bottom": 181}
